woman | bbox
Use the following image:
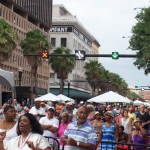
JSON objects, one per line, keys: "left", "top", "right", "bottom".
{"left": 91, "top": 111, "right": 103, "bottom": 138}
{"left": 0, "top": 105, "right": 17, "bottom": 145}
{"left": 131, "top": 118, "right": 147, "bottom": 150}
{"left": 87, "top": 104, "right": 95, "bottom": 122}
{"left": 58, "top": 112, "right": 70, "bottom": 150}
{"left": 120, "top": 109, "right": 132, "bottom": 142}
{"left": 99, "top": 111, "right": 118, "bottom": 150}
{"left": 118, "top": 126, "right": 128, "bottom": 143}
{"left": 0, "top": 113, "right": 51, "bottom": 150}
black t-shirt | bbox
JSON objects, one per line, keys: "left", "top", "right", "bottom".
{"left": 136, "top": 112, "right": 150, "bottom": 130}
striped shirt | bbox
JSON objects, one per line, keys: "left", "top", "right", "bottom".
{"left": 63, "top": 121, "right": 97, "bottom": 150}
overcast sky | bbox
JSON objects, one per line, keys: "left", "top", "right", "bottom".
{"left": 53, "top": 0, "right": 150, "bottom": 87}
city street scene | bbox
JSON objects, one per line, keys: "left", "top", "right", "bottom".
{"left": 0, "top": 0, "right": 150, "bottom": 149}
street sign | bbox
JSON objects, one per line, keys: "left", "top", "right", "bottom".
{"left": 75, "top": 50, "right": 85, "bottom": 60}
{"left": 41, "top": 51, "right": 49, "bottom": 58}
{"left": 112, "top": 52, "right": 119, "bottom": 59}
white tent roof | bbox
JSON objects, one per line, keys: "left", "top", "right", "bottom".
{"left": 57, "top": 94, "right": 75, "bottom": 103}
{"left": 35, "top": 93, "right": 59, "bottom": 102}
{"left": 133, "top": 100, "right": 144, "bottom": 105}
{"left": 87, "top": 91, "right": 131, "bottom": 103}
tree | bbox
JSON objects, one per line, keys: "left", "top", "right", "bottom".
{"left": 0, "top": 19, "right": 18, "bottom": 63}
{"left": 84, "top": 60, "right": 105, "bottom": 96}
{"left": 129, "top": 7, "right": 150, "bottom": 75}
{"left": 49, "top": 47, "right": 75, "bottom": 94}
{"left": 21, "top": 29, "right": 51, "bottom": 98}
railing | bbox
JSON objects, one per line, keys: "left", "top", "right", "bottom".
{"left": 44, "top": 136, "right": 60, "bottom": 150}
{"left": 61, "top": 141, "right": 150, "bottom": 150}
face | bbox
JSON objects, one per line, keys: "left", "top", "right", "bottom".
{"left": 107, "top": 106, "right": 111, "bottom": 111}
{"left": 5, "top": 108, "right": 16, "bottom": 121}
{"left": 104, "top": 114, "right": 112, "bottom": 121}
{"left": 77, "top": 107, "right": 88, "bottom": 123}
{"left": 19, "top": 116, "right": 31, "bottom": 133}
{"left": 140, "top": 105, "right": 145, "bottom": 112}
{"left": 119, "top": 127, "right": 123, "bottom": 134}
{"left": 47, "top": 109, "right": 54, "bottom": 118}
{"left": 13, "top": 99, "right": 17, "bottom": 104}
{"left": 123, "top": 110, "right": 128, "bottom": 117}
{"left": 134, "top": 121, "right": 142, "bottom": 129}
{"left": 61, "top": 113, "right": 69, "bottom": 123}
{"left": 95, "top": 114, "right": 100, "bottom": 119}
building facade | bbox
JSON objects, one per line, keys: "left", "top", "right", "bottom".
{"left": 0, "top": 0, "right": 52, "bottom": 105}
{"left": 50, "top": 5, "right": 100, "bottom": 100}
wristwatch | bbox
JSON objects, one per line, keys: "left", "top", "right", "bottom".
{"left": 77, "top": 141, "right": 80, "bottom": 146}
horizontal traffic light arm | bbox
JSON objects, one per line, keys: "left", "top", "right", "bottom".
{"left": 24, "top": 54, "right": 137, "bottom": 58}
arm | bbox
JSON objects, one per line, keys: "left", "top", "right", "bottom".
{"left": 48, "top": 126, "right": 58, "bottom": 132}
{"left": 115, "top": 124, "right": 119, "bottom": 142}
{"left": 139, "top": 126, "right": 147, "bottom": 137}
{"left": 0, "top": 141, "right": 5, "bottom": 150}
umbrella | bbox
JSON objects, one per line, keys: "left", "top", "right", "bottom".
{"left": 87, "top": 91, "right": 131, "bottom": 103}
{"left": 57, "top": 94, "right": 75, "bottom": 103}
{"left": 133, "top": 100, "right": 144, "bottom": 106}
{"left": 35, "top": 93, "right": 59, "bottom": 102}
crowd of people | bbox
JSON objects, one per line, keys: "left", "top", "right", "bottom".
{"left": 0, "top": 98, "right": 149, "bottom": 150}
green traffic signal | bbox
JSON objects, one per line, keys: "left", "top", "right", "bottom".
{"left": 112, "top": 52, "right": 119, "bottom": 59}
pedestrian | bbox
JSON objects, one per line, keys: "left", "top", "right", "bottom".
{"left": 61, "top": 106, "right": 97, "bottom": 150}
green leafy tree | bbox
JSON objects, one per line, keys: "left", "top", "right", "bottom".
{"left": 21, "top": 29, "right": 51, "bottom": 98}
{"left": 49, "top": 47, "right": 75, "bottom": 94}
{"left": 84, "top": 60, "right": 105, "bottom": 96}
{"left": 129, "top": 7, "right": 150, "bottom": 74}
{"left": 0, "top": 19, "right": 18, "bottom": 62}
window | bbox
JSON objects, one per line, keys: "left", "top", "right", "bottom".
{"left": 51, "top": 38, "right": 56, "bottom": 47}
{"left": 50, "top": 73, "right": 55, "bottom": 78}
{"left": 61, "top": 38, "right": 67, "bottom": 47}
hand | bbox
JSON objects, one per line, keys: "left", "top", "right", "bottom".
{"left": 67, "top": 138, "right": 77, "bottom": 146}
{"left": 26, "top": 141, "right": 36, "bottom": 150}
{"left": 0, "top": 131, "right": 6, "bottom": 141}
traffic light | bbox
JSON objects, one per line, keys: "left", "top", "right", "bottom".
{"left": 41, "top": 51, "right": 49, "bottom": 58}
{"left": 112, "top": 52, "right": 119, "bottom": 59}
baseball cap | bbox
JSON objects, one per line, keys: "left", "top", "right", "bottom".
{"left": 48, "top": 106, "right": 55, "bottom": 111}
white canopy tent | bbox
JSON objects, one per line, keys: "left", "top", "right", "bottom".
{"left": 133, "top": 100, "right": 144, "bottom": 106}
{"left": 144, "top": 102, "right": 150, "bottom": 107}
{"left": 35, "top": 93, "right": 59, "bottom": 102}
{"left": 57, "top": 94, "right": 75, "bottom": 103}
{"left": 87, "top": 91, "right": 131, "bottom": 103}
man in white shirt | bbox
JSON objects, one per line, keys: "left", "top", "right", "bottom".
{"left": 29, "top": 101, "right": 46, "bottom": 120}
{"left": 39, "top": 106, "right": 59, "bottom": 142}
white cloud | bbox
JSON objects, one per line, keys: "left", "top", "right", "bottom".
{"left": 53, "top": 0, "right": 150, "bottom": 86}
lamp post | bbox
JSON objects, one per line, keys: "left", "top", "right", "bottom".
{"left": 68, "top": 82, "right": 70, "bottom": 97}
{"left": 18, "top": 67, "right": 23, "bottom": 87}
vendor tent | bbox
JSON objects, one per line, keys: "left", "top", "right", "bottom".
{"left": 57, "top": 94, "right": 75, "bottom": 103}
{"left": 133, "top": 100, "right": 144, "bottom": 106}
{"left": 87, "top": 91, "right": 131, "bottom": 103}
{"left": 35, "top": 93, "right": 59, "bottom": 102}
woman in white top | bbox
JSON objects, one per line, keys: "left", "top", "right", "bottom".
{"left": 0, "top": 105, "right": 18, "bottom": 145}
{"left": 0, "top": 113, "right": 51, "bottom": 150}
{"left": 120, "top": 109, "right": 132, "bottom": 142}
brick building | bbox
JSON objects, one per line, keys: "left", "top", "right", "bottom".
{"left": 0, "top": 0, "right": 52, "bottom": 105}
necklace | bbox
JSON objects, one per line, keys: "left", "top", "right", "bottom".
{"left": 1, "top": 119, "right": 14, "bottom": 131}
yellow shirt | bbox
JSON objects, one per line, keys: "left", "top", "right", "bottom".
{"left": 128, "top": 113, "right": 136, "bottom": 120}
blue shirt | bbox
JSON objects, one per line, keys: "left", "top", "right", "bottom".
{"left": 63, "top": 121, "right": 97, "bottom": 150}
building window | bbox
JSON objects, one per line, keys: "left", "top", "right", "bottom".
{"left": 61, "top": 38, "right": 67, "bottom": 47}
{"left": 51, "top": 38, "right": 56, "bottom": 47}
{"left": 50, "top": 73, "right": 55, "bottom": 78}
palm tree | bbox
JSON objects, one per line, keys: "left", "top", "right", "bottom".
{"left": 84, "top": 60, "right": 105, "bottom": 96}
{"left": 0, "top": 19, "right": 18, "bottom": 63}
{"left": 20, "top": 29, "right": 51, "bottom": 98}
{"left": 49, "top": 47, "right": 75, "bottom": 94}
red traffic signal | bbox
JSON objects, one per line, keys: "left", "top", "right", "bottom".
{"left": 41, "top": 51, "right": 49, "bottom": 58}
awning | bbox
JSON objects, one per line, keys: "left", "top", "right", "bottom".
{"left": 50, "top": 88, "right": 92, "bottom": 99}
{"left": 0, "top": 69, "right": 14, "bottom": 89}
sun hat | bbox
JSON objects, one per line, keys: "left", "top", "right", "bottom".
{"left": 105, "top": 111, "right": 114, "bottom": 119}
{"left": 134, "top": 118, "right": 142, "bottom": 124}
{"left": 95, "top": 111, "right": 100, "bottom": 115}
{"left": 48, "top": 106, "right": 55, "bottom": 111}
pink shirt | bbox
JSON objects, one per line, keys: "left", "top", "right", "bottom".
{"left": 58, "top": 122, "right": 70, "bottom": 145}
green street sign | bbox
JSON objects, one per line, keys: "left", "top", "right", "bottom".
{"left": 112, "top": 52, "right": 119, "bottom": 59}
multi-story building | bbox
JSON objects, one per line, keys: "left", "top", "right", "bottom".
{"left": 0, "top": 0, "right": 52, "bottom": 105}
{"left": 50, "top": 5, "right": 100, "bottom": 100}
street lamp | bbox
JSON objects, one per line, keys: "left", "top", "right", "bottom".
{"left": 18, "top": 67, "right": 23, "bottom": 87}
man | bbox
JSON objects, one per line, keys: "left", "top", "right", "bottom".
{"left": 39, "top": 106, "right": 59, "bottom": 144}
{"left": 29, "top": 101, "right": 46, "bottom": 120}
{"left": 61, "top": 106, "right": 97, "bottom": 150}
{"left": 12, "top": 98, "right": 21, "bottom": 112}
{"left": 136, "top": 104, "right": 150, "bottom": 131}
{"left": 107, "top": 105, "right": 117, "bottom": 118}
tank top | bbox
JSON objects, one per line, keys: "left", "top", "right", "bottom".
{"left": 121, "top": 117, "right": 131, "bottom": 134}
